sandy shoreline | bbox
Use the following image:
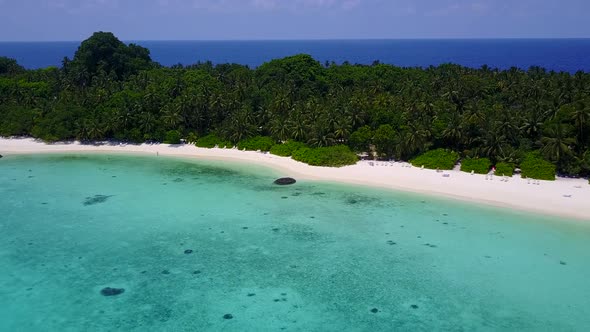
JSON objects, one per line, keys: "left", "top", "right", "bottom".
{"left": 1, "top": 137, "right": 589, "bottom": 221}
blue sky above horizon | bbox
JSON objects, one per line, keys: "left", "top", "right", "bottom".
{"left": 0, "top": 0, "right": 589, "bottom": 41}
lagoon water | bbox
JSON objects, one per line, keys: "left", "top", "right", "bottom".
{"left": 1, "top": 154, "right": 590, "bottom": 331}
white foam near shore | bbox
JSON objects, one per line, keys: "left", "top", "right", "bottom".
{"left": 1, "top": 137, "right": 589, "bottom": 221}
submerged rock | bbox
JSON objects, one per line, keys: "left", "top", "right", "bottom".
{"left": 184, "top": 249, "right": 194, "bottom": 254}
{"left": 100, "top": 287, "right": 125, "bottom": 297}
{"left": 0, "top": 154, "right": 3, "bottom": 158}
{"left": 370, "top": 308, "right": 379, "bottom": 313}
{"left": 223, "top": 314, "right": 234, "bottom": 320}
{"left": 274, "top": 177, "right": 296, "bottom": 185}
{"left": 83, "top": 195, "right": 114, "bottom": 206}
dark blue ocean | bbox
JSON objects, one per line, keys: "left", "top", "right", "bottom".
{"left": 1, "top": 39, "right": 589, "bottom": 73}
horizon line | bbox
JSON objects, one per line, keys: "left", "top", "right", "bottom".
{"left": 1, "top": 37, "right": 590, "bottom": 43}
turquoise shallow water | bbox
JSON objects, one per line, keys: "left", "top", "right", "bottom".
{"left": 1, "top": 154, "right": 590, "bottom": 331}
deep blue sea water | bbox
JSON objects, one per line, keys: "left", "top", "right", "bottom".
{"left": 1, "top": 39, "right": 589, "bottom": 73}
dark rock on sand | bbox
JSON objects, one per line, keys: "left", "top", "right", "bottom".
{"left": 274, "top": 177, "right": 296, "bottom": 185}
{"left": 100, "top": 287, "right": 125, "bottom": 297}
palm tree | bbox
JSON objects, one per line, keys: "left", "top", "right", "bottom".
{"left": 86, "top": 116, "right": 105, "bottom": 140}
{"left": 308, "top": 120, "right": 335, "bottom": 147}
{"left": 288, "top": 114, "right": 308, "bottom": 142}
{"left": 403, "top": 125, "right": 430, "bottom": 155}
{"left": 521, "top": 108, "right": 544, "bottom": 141}
{"left": 226, "top": 107, "right": 255, "bottom": 143}
{"left": 442, "top": 113, "right": 463, "bottom": 149}
{"left": 138, "top": 112, "right": 156, "bottom": 137}
{"left": 569, "top": 100, "right": 590, "bottom": 145}
{"left": 540, "top": 123, "right": 575, "bottom": 163}
{"left": 333, "top": 119, "right": 352, "bottom": 143}
{"left": 478, "top": 128, "right": 508, "bottom": 160}
{"left": 161, "top": 104, "right": 183, "bottom": 129}
{"left": 270, "top": 118, "right": 289, "bottom": 142}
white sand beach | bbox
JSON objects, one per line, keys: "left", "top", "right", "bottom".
{"left": 1, "top": 137, "right": 589, "bottom": 221}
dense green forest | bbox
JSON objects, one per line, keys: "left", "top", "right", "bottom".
{"left": 1, "top": 32, "right": 590, "bottom": 177}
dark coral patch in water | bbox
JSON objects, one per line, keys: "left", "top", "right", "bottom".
{"left": 411, "top": 304, "right": 419, "bottom": 309}
{"left": 370, "top": 308, "right": 379, "bottom": 313}
{"left": 247, "top": 293, "right": 256, "bottom": 297}
{"left": 193, "top": 270, "right": 201, "bottom": 275}
{"left": 223, "top": 314, "right": 233, "bottom": 320}
{"left": 184, "top": 249, "right": 194, "bottom": 254}
{"left": 274, "top": 177, "right": 296, "bottom": 185}
{"left": 560, "top": 261, "right": 567, "bottom": 265}
{"left": 83, "top": 195, "right": 114, "bottom": 206}
{"left": 387, "top": 240, "right": 397, "bottom": 245}
{"left": 162, "top": 270, "right": 171, "bottom": 275}
{"left": 100, "top": 287, "right": 125, "bottom": 297}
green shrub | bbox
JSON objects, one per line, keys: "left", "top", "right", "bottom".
{"left": 460, "top": 157, "right": 491, "bottom": 174}
{"left": 410, "top": 149, "right": 459, "bottom": 170}
{"left": 495, "top": 162, "right": 514, "bottom": 177}
{"left": 520, "top": 152, "right": 556, "bottom": 181}
{"left": 186, "top": 132, "right": 199, "bottom": 144}
{"left": 237, "top": 136, "right": 275, "bottom": 151}
{"left": 349, "top": 126, "right": 374, "bottom": 153}
{"left": 270, "top": 141, "right": 307, "bottom": 157}
{"left": 292, "top": 145, "right": 358, "bottom": 167}
{"left": 195, "top": 134, "right": 232, "bottom": 149}
{"left": 164, "top": 130, "right": 181, "bottom": 144}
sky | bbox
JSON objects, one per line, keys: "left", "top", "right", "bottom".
{"left": 0, "top": 0, "right": 589, "bottom": 41}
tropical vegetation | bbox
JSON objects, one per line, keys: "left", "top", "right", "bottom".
{"left": 460, "top": 158, "right": 491, "bottom": 174}
{"left": 1, "top": 32, "right": 590, "bottom": 175}
{"left": 411, "top": 149, "right": 459, "bottom": 170}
